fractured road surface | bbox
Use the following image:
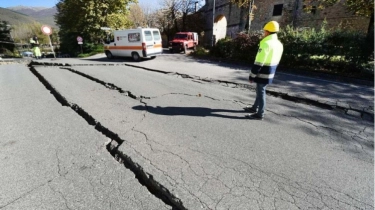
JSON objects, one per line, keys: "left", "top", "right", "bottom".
{"left": 92, "top": 53, "right": 374, "bottom": 116}
{"left": 0, "top": 64, "right": 170, "bottom": 209}
{"left": 26, "top": 63, "right": 374, "bottom": 210}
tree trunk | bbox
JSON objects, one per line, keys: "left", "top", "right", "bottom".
{"left": 366, "top": 11, "right": 374, "bottom": 59}
{"left": 182, "top": 13, "right": 187, "bottom": 31}
{"left": 239, "top": 7, "right": 246, "bottom": 32}
{"left": 292, "top": 0, "right": 299, "bottom": 28}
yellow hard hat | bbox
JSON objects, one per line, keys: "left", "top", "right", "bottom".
{"left": 263, "top": 21, "right": 280, "bottom": 32}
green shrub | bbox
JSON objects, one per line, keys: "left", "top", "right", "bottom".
{"left": 82, "top": 43, "right": 104, "bottom": 53}
{"left": 77, "top": 44, "right": 104, "bottom": 57}
{"left": 277, "top": 23, "right": 371, "bottom": 76}
{"left": 325, "top": 30, "right": 368, "bottom": 66}
{"left": 191, "top": 45, "right": 209, "bottom": 56}
{"left": 210, "top": 32, "right": 261, "bottom": 62}
{"left": 278, "top": 24, "right": 328, "bottom": 67}
{"left": 231, "top": 31, "right": 262, "bottom": 62}
{"left": 210, "top": 37, "right": 233, "bottom": 58}
{"left": 77, "top": 51, "right": 99, "bottom": 58}
{"left": 199, "top": 22, "right": 373, "bottom": 79}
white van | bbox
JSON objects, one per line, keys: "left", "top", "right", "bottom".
{"left": 104, "top": 28, "right": 163, "bottom": 61}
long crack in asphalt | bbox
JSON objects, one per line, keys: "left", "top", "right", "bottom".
{"left": 52, "top": 63, "right": 374, "bottom": 153}
{"left": 28, "top": 64, "right": 187, "bottom": 210}
{"left": 31, "top": 61, "right": 374, "bottom": 121}
{"left": 33, "top": 62, "right": 374, "bottom": 156}
{"left": 27, "top": 61, "right": 374, "bottom": 210}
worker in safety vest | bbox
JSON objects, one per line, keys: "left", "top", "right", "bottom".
{"left": 29, "top": 37, "right": 36, "bottom": 46}
{"left": 30, "top": 36, "right": 41, "bottom": 59}
{"left": 245, "top": 21, "right": 283, "bottom": 120}
{"left": 33, "top": 44, "right": 42, "bottom": 59}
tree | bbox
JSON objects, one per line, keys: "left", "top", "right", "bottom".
{"left": 303, "top": 0, "right": 374, "bottom": 58}
{"left": 161, "top": 0, "right": 181, "bottom": 32}
{"left": 155, "top": 0, "right": 205, "bottom": 40}
{"left": 0, "top": 21, "right": 15, "bottom": 54}
{"left": 229, "top": 0, "right": 251, "bottom": 7}
{"left": 303, "top": 0, "right": 373, "bottom": 16}
{"left": 179, "top": 0, "right": 198, "bottom": 31}
{"left": 55, "top": 0, "right": 136, "bottom": 54}
{"left": 11, "top": 22, "right": 52, "bottom": 44}
{"left": 128, "top": 2, "right": 160, "bottom": 28}
{"left": 142, "top": 4, "right": 157, "bottom": 27}
{"left": 229, "top": 0, "right": 256, "bottom": 33}
{"left": 154, "top": 0, "right": 181, "bottom": 42}
{"left": 128, "top": 3, "right": 147, "bottom": 27}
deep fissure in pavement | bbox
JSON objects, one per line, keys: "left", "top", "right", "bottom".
{"left": 60, "top": 67, "right": 138, "bottom": 100}
{"left": 115, "top": 64, "right": 374, "bottom": 120}
{"left": 30, "top": 61, "right": 373, "bottom": 121}
{"left": 29, "top": 65, "right": 187, "bottom": 210}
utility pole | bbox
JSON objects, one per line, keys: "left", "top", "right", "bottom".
{"left": 211, "top": 0, "right": 216, "bottom": 47}
{"left": 292, "top": 0, "right": 299, "bottom": 27}
{"left": 248, "top": 0, "right": 254, "bottom": 34}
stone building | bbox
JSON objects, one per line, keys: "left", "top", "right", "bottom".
{"left": 200, "top": 0, "right": 370, "bottom": 46}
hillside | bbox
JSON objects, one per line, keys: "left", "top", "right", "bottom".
{"left": 8, "top": 6, "right": 57, "bottom": 18}
{"left": 0, "top": 7, "right": 38, "bottom": 25}
{"left": 6, "top": 6, "right": 50, "bottom": 15}
{"left": 4, "top": 6, "right": 57, "bottom": 27}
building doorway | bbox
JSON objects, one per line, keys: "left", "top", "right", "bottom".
{"left": 213, "top": 15, "right": 227, "bottom": 43}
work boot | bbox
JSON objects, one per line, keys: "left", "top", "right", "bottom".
{"left": 245, "top": 113, "right": 263, "bottom": 120}
{"left": 243, "top": 106, "right": 257, "bottom": 113}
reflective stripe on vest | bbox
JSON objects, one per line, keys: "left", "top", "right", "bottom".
{"left": 250, "top": 34, "right": 283, "bottom": 84}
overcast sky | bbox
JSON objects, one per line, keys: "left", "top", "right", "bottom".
{"left": 0, "top": 0, "right": 158, "bottom": 8}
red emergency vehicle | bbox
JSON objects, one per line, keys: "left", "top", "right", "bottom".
{"left": 169, "top": 32, "right": 198, "bottom": 54}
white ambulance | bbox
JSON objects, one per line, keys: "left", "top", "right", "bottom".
{"left": 103, "top": 28, "right": 163, "bottom": 61}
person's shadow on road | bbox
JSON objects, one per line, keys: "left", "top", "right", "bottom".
{"left": 132, "top": 105, "right": 246, "bottom": 119}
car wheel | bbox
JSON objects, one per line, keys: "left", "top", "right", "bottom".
{"left": 170, "top": 49, "right": 174, "bottom": 54}
{"left": 105, "top": 51, "right": 113, "bottom": 59}
{"left": 132, "top": 52, "right": 141, "bottom": 62}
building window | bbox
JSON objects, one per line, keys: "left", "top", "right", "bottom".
{"left": 311, "top": 6, "right": 317, "bottom": 14}
{"left": 273, "top": 4, "right": 283, "bottom": 16}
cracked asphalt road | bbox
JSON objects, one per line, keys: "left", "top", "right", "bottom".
{"left": 1, "top": 56, "right": 373, "bottom": 210}
{"left": 0, "top": 65, "right": 170, "bottom": 210}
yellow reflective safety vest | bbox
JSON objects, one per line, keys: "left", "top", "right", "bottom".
{"left": 33, "top": 46, "right": 41, "bottom": 57}
{"left": 249, "top": 33, "right": 283, "bottom": 84}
